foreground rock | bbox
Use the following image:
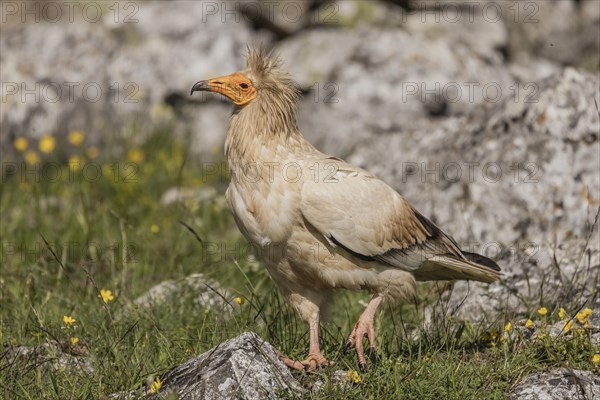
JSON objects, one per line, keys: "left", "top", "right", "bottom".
{"left": 510, "top": 369, "right": 600, "bottom": 400}
{"left": 110, "top": 332, "right": 303, "bottom": 400}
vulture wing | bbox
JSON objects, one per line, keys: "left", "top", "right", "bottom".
{"left": 300, "top": 160, "right": 501, "bottom": 283}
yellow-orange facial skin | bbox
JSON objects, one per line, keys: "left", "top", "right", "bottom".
{"left": 205, "top": 72, "right": 257, "bottom": 106}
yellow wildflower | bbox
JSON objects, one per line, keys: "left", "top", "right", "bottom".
{"left": 537, "top": 307, "right": 548, "bottom": 316}
{"left": 593, "top": 354, "right": 600, "bottom": 365}
{"left": 68, "top": 130, "right": 85, "bottom": 146}
{"left": 564, "top": 320, "right": 573, "bottom": 332}
{"left": 235, "top": 296, "right": 245, "bottom": 305}
{"left": 86, "top": 146, "right": 99, "bottom": 159}
{"left": 70, "top": 337, "right": 80, "bottom": 345}
{"left": 127, "top": 148, "right": 145, "bottom": 163}
{"left": 98, "top": 289, "right": 114, "bottom": 303}
{"left": 151, "top": 224, "right": 160, "bottom": 233}
{"left": 558, "top": 307, "right": 566, "bottom": 320}
{"left": 525, "top": 319, "right": 534, "bottom": 329}
{"left": 582, "top": 308, "right": 592, "bottom": 317}
{"left": 504, "top": 322, "right": 512, "bottom": 333}
{"left": 38, "top": 134, "right": 56, "bottom": 154}
{"left": 576, "top": 308, "right": 593, "bottom": 324}
{"left": 24, "top": 150, "right": 40, "bottom": 165}
{"left": 14, "top": 137, "right": 28, "bottom": 152}
{"left": 346, "top": 369, "right": 361, "bottom": 383}
{"left": 63, "top": 315, "right": 76, "bottom": 326}
{"left": 150, "top": 377, "right": 162, "bottom": 394}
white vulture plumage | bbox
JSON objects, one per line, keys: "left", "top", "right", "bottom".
{"left": 191, "top": 48, "right": 501, "bottom": 370}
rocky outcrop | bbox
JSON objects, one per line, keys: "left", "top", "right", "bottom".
{"left": 510, "top": 369, "right": 600, "bottom": 400}
{"left": 109, "top": 332, "right": 303, "bottom": 400}
{"left": 407, "top": 68, "right": 600, "bottom": 321}
{"left": 279, "top": 26, "right": 519, "bottom": 157}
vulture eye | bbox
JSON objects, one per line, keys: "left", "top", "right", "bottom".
{"left": 240, "top": 83, "right": 249, "bottom": 89}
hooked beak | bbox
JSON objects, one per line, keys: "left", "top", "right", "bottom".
{"left": 189, "top": 73, "right": 256, "bottom": 106}
{"left": 190, "top": 80, "right": 211, "bottom": 95}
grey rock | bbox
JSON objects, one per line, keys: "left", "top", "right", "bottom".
{"left": 402, "top": 2, "right": 508, "bottom": 63}
{"left": 510, "top": 368, "right": 600, "bottom": 400}
{"left": 2, "top": 342, "right": 93, "bottom": 375}
{"left": 283, "top": 32, "right": 599, "bottom": 247}
{"left": 132, "top": 273, "right": 233, "bottom": 314}
{"left": 1, "top": 1, "right": 259, "bottom": 159}
{"left": 110, "top": 332, "right": 303, "bottom": 400}
{"left": 408, "top": 68, "right": 600, "bottom": 321}
{"left": 500, "top": 0, "right": 600, "bottom": 70}
{"left": 278, "top": 27, "right": 515, "bottom": 157}
{"left": 408, "top": 0, "right": 599, "bottom": 69}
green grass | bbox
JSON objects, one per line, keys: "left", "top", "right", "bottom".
{"left": 1, "top": 129, "right": 598, "bottom": 399}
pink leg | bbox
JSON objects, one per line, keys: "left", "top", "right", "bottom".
{"left": 277, "top": 316, "right": 329, "bottom": 371}
{"left": 347, "top": 293, "right": 384, "bottom": 368}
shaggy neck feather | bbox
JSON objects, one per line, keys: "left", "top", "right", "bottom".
{"left": 225, "top": 85, "right": 305, "bottom": 164}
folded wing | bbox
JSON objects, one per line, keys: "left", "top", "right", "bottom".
{"left": 300, "top": 162, "right": 501, "bottom": 283}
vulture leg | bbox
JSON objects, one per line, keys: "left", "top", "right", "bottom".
{"left": 347, "top": 293, "right": 384, "bottom": 368}
{"left": 277, "top": 315, "right": 328, "bottom": 371}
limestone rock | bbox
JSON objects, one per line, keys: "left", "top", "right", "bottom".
{"left": 501, "top": 0, "right": 600, "bottom": 70}
{"left": 510, "top": 369, "right": 600, "bottom": 400}
{"left": 278, "top": 27, "right": 515, "bottom": 157}
{"left": 110, "top": 332, "right": 303, "bottom": 400}
{"left": 350, "top": 65, "right": 600, "bottom": 322}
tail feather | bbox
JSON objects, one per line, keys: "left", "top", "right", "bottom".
{"left": 462, "top": 252, "right": 501, "bottom": 271}
{"left": 414, "top": 255, "right": 502, "bottom": 283}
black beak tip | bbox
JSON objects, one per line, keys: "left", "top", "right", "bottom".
{"left": 190, "top": 80, "right": 209, "bottom": 96}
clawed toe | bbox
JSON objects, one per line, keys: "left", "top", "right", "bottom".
{"left": 347, "top": 319, "right": 377, "bottom": 368}
{"left": 276, "top": 350, "right": 329, "bottom": 372}
{"left": 301, "top": 353, "right": 329, "bottom": 371}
